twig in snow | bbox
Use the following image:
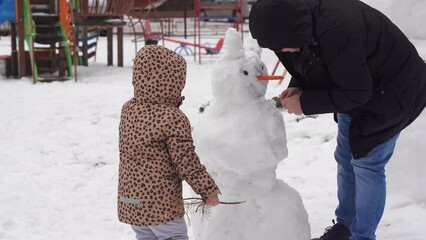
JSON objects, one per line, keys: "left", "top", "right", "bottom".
{"left": 183, "top": 197, "right": 246, "bottom": 221}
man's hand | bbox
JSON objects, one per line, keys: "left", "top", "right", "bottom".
{"left": 204, "top": 195, "right": 220, "bottom": 207}
{"left": 280, "top": 87, "right": 302, "bottom": 99}
{"left": 280, "top": 87, "right": 303, "bottom": 115}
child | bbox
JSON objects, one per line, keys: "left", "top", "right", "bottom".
{"left": 118, "top": 45, "right": 220, "bottom": 240}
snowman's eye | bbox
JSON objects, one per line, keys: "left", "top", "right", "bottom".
{"left": 261, "top": 65, "right": 264, "bottom": 70}
{"left": 243, "top": 70, "right": 249, "bottom": 76}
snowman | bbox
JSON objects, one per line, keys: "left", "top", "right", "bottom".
{"left": 190, "top": 28, "right": 311, "bottom": 240}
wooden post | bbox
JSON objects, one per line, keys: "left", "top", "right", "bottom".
{"left": 49, "top": 0, "right": 55, "bottom": 14}
{"left": 59, "top": 49, "right": 65, "bottom": 77}
{"left": 168, "top": 18, "right": 171, "bottom": 36}
{"left": 184, "top": 0, "right": 187, "bottom": 39}
{"left": 82, "top": 28, "right": 88, "bottom": 66}
{"left": 107, "top": 28, "right": 113, "bottom": 66}
{"left": 11, "top": 23, "right": 19, "bottom": 77}
{"left": 17, "top": 0, "right": 26, "bottom": 78}
{"left": 81, "top": 0, "right": 88, "bottom": 15}
{"left": 74, "top": 25, "right": 78, "bottom": 81}
{"left": 193, "top": 0, "right": 197, "bottom": 63}
{"left": 271, "top": 60, "right": 280, "bottom": 75}
{"left": 117, "top": 27, "right": 123, "bottom": 67}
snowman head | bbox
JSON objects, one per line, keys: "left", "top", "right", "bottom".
{"left": 211, "top": 29, "right": 268, "bottom": 104}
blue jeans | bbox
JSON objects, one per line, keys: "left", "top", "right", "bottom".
{"left": 334, "top": 113, "right": 399, "bottom": 240}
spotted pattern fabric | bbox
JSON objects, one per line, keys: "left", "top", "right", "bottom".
{"left": 118, "top": 45, "right": 220, "bottom": 226}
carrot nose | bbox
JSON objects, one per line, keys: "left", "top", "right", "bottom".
{"left": 256, "top": 75, "right": 284, "bottom": 81}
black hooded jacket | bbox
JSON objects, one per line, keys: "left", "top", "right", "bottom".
{"left": 250, "top": 0, "right": 426, "bottom": 158}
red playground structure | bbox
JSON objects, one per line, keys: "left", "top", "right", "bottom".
{"left": 144, "top": 21, "right": 224, "bottom": 55}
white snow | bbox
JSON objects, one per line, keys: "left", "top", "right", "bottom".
{"left": 1, "top": 2, "right": 426, "bottom": 238}
{"left": 361, "top": 0, "right": 426, "bottom": 39}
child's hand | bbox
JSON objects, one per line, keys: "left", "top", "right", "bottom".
{"left": 204, "top": 195, "right": 220, "bottom": 207}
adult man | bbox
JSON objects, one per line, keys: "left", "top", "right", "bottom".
{"left": 249, "top": 0, "right": 426, "bottom": 239}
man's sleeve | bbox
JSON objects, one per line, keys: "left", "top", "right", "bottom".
{"left": 288, "top": 76, "right": 304, "bottom": 88}
{"left": 275, "top": 51, "right": 304, "bottom": 89}
{"left": 300, "top": 27, "right": 373, "bottom": 115}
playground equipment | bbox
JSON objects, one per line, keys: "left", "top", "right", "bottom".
{"left": 0, "top": 0, "right": 75, "bottom": 83}
{"left": 270, "top": 59, "right": 288, "bottom": 85}
{"left": 1, "top": 0, "right": 249, "bottom": 82}
{"left": 3, "top": 0, "right": 192, "bottom": 82}
{"left": 0, "top": 0, "right": 16, "bottom": 25}
{"left": 0, "top": 55, "right": 12, "bottom": 77}
{"left": 0, "top": 0, "right": 17, "bottom": 77}
{"left": 73, "top": 0, "right": 175, "bottom": 68}
{"left": 0, "top": 0, "right": 132, "bottom": 83}
{"left": 193, "top": 0, "right": 245, "bottom": 63}
{"left": 127, "top": 0, "right": 243, "bottom": 63}
{"left": 143, "top": 21, "right": 224, "bottom": 56}
{"left": 30, "top": 0, "right": 74, "bottom": 82}
{"left": 166, "top": 37, "right": 224, "bottom": 55}
{"left": 199, "top": 0, "right": 249, "bottom": 22}
{"left": 127, "top": 0, "right": 194, "bottom": 56}
{"left": 0, "top": 22, "right": 12, "bottom": 38}
{"left": 127, "top": 0, "right": 167, "bottom": 55}
{"left": 73, "top": 0, "right": 131, "bottom": 68}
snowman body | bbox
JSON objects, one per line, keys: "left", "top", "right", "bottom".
{"left": 191, "top": 29, "right": 310, "bottom": 240}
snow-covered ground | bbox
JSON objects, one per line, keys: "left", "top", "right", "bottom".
{"left": 1, "top": 6, "right": 426, "bottom": 240}
{"left": 363, "top": 0, "right": 426, "bottom": 40}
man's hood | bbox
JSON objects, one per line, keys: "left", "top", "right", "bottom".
{"left": 132, "top": 45, "right": 186, "bottom": 106}
{"left": 249, "top": 0, "right": 317, "bottom": 49}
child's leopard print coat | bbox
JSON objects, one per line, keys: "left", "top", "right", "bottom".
{"left": 118, "top": 45, "right": 220, "bottom": 226}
